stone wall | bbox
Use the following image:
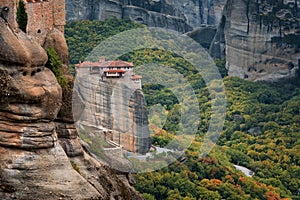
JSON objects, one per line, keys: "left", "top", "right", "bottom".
{"left": 26, "top": 1, "right": 54, "bottom": 44}
{"left": 26, "top": 0, "right": 66, "bottom": 44}
{"left": 0, "top": 0, "right": 66, "bottom": 44}
{"left": 53, "top": 0, "right": 66, "bottom": 31}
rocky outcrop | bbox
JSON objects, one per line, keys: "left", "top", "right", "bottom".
{"left": 0, "top": 25, "right": 48, "bottom": 66}
{"left": 54, "top": 69, "right": 84, "bottom": 157}
{"left": 74, "top": 73, "right": 151, "bottom": 155}
{"left": 0, "top": 20, "right": 61, "bottom": 149}
{"left": 186, "top": 26, "right": 217, "bottom": 49}
{"left": 122, "top": 5, "right": 191, "bottom": 33}
{"left": 166, "top": 0, "right": 226, "bottom": 28}
{"left": 66, "top": 0, "right": 226, "bottom": 32}
{"left": 0, "top": 144, "right": 143, "bottom": 199}
{"left": 211, "top": 0, "right": 300, "bottom": 81}
{"left": 0, "top": 17, "right": 143, "bottom": 199}
{"left": 209, "top": 15, "right": 226, "bottom": 59}
{"left": 43, "top": 28, "right": 70, "bottom": 65}
{"left": 0, "top": 146, "right": 99, "bottom": 199}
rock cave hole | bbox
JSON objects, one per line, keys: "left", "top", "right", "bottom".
{"left": 248, "top": 67, "right": 257, "bottom": 72}
{"left": 31, "top": 71, "right": 36, "bottom": 76}
{"left": 135, "top": 17, "right": 144, "bottom": 23}
{"left": 288, "top": 62, "right": 295, "bottom": 70}
{"left": 37, "top": 29, "right": 41, "bottom": 34}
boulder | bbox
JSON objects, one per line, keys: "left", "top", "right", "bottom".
{"left": 43, "top": 28, "right": 70, "bottom": 65}
{"left": 0, "top": 20, "right": 47, "bottom": 66}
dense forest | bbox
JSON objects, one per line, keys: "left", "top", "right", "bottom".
{"left": 65, "top": 19, "right": 300, "bottom": 200}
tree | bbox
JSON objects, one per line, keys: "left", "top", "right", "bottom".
{"left": 17, "top": 0, "right": 28, "bottom": 33}
{"left": 45, "top": 48, "right": 69, "bottom": 89}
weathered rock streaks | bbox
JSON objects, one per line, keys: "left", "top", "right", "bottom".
{"left": 0, "top": 19, "right": 61, "bottom": 150}
{"left": 65, "top": 0, "right": 300, "bottom": 81}
{"left": 211, "top": 0, "right": 300, "bottom": 81}
{"left": 74, "top": 73, "right": 151, "bottom": 154}
{"left": 0, "top": 10, "right": 143, "bottom": 200}
{"left": 66, "top": 0, "right": 226, "bottom": 32}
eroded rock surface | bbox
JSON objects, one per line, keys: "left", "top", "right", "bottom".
{"left": 0, "top": 19, "right": 61, "bottom": 149}
{"left": 211, "top": 0, "right": 300, "bottom": 81}
{"left": 0, "top": 145, "right": 101, "bottom": 200}
{"left": 74, "top": 74, "right": 151, "bottom": 155}
{"left": 66, "top": 0, "right": 226, "bottom": 32}
{"left": 43, "top": 28, "right": 70, "bottom": 65}
{"left": 0, "top": 17, "right": 143, "bottom": 200}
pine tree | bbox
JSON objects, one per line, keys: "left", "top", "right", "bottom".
{"left": 16, "top": 0, "right": 27, "bottom": 33}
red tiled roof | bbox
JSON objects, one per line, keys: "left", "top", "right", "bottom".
{"left": 131, "top": 75, "right": 142, "bottom": 79}
{"left": 104, "top": 70, "right": 126, "bottom": 73}
{"left": 107, "top": 60, "right": 134, "bottom": 67}
{"left": 76, "top": 60, "right": 134, "bottom": 68}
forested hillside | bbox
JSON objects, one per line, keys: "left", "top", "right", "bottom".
{"left": 65, "top": 18, "right": 143, "bottom": 66}
{"left": 65, "top": 19, "right": 300, "bottom": 200}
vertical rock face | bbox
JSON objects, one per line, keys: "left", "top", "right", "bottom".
{"left": 0, "top": 18, "right": 96, "bottom": 199}
{"left": 0, "top": 20, "right": 60, "bottom": 149}
{"left": 211, "top": 0, "right": 300, "bottom": 81}
{"left": 66, "top": 0, "right": 226, "bottom": 32}
{"left": 0, "top": 11, "right": 143, "bottom": 200}
{"left": 168, "top": 0, "right": 226, "bottom": 27}
{"left": 74, "top": 73, "right": 151, "bottom": 154}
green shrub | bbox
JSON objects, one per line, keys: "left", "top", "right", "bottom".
{"left": 17, "top": 0, "right": 28, "bottom": 32}
{"left": 214, "top": 59, "right": 227, "bottom": 78}
{"left": 70, "top": 160, "right": 82, "bottom": 175}
{"left": 45, "top": 48, "right": 69, "bottom": 89}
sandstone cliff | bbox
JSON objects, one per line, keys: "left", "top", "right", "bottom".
{"left": 210, "top": 0, "right": 300, "bottom": 81}
{"left": 0, "top": 15, "right": 143, "bottom": 200}
{"left": 74, "top": 72, "right": 151, "bottom": 155}
{"left": 66, "top": 0, "right": 226, "bottom": 32}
